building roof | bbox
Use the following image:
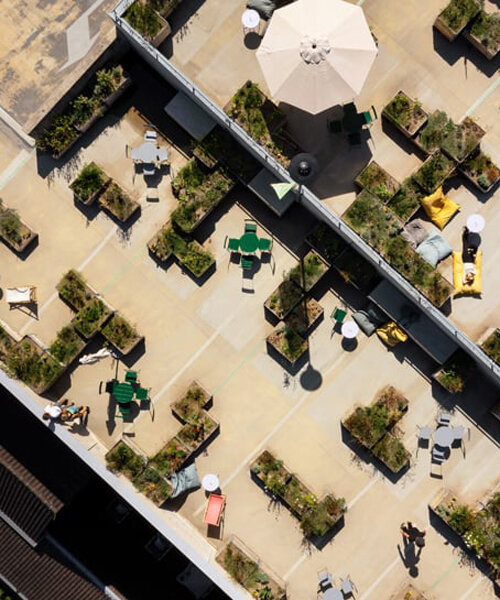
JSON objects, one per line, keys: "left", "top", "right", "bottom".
{"left": 0, "top": 520, "right": 108, "bottom": 600}
{"left": 0, "top": 445, "right": 63, "bottom": 544}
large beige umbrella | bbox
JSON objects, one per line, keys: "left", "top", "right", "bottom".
{"left": 256, "top": 0, "right": 378, "bottom": 114}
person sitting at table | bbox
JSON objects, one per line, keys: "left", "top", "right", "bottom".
{"left": 61, "top": 402, "right": 89, "bottom": 425}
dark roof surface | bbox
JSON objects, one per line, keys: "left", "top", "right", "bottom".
{"left": 0, "top": 445, "right": 63, "bottom": 543}
{"left": 0, "top": 520, "right": 108, "bottom": 600}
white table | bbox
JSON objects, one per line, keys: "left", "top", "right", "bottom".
{"left": 434, "top": 426, "right": 454, "bottom": 448}
{"left": 242, "top": 8, "right": 260, "bottom": 31}
{"left": 322, "top": 588, "right": 343, "bottom": 600}
{"left": 466, "top": 214, "right": 485, "bottom": 233}
{"left": 202, "top": 474, "right": 220, "bottom": 492}
{"left": 130, "top": 142, "right": 169, "bottom": 164}
{"left": 341, "top": 320, "right": 359, "bottom": 339}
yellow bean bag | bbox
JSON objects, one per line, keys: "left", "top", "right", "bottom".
{"left": 376, "top": 322, "right": 408, "bottom": 347}
{"left": 453, "top": 251, "right": 482, "bottom": 295}
{"left": 421, "top": 186, "right": 460, "bottom": 230}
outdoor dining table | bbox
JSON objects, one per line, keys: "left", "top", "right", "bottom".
{"left": 322, "top": 588, "right": 343, "bottom": 600}
{"left": 434, "top": 426, "right": 454, "bottom": 448}
{"left": 239, "top": 232, "right": 259, "bottom": 253}
{"left": 112, "top": 381, "right": 135, "bottom": 404}
{"left": 131, "top": 141, "right": 169, "bottom": 164}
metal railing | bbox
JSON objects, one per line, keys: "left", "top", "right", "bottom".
{"left": 110, "top": 4, "right": 500, "bottom": 379}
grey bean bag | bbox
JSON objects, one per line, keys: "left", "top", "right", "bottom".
{"left": 170, "top": 463, "right": 200, "bottom": 499}
{"left": 352, "top": 302, "right": 388, "bottom": 336}
{"left": 400, "top": 219, "right": 429, "bottom": 249}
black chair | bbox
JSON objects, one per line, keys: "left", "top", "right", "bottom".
{"left": 348, "top": 132, "right": 361, "bottom": 146}
{"left": 343, "top": 101, "right": 357, "bottom": 116}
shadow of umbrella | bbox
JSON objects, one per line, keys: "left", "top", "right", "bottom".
{"left": 300, "top": 362, "right": 322, "bottom": 391}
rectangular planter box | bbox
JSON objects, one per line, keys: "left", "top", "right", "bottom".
{"left": 412, "top": 151, "right": 456, "bottom": 194}
{"left": 132, "top": 466, "right": 173, "bottom": 506}
{"left": 459, "top": 149, "right": 500, "bottom": 193}
{"left": 49, "top": 325, "right": 87, "bottom": 366}
{"left": 150, "top": 437, "right": 191, "bottom": 478}
{"left": 103, "top": 75, "right": 133, "bottom": 107}
{"left": 105, "top": 439, "right": 147, "bottom": 481}
{"left": 57, "top": 269, "right": 97, "bottom": 311}
{"left": 355, "top": 161, "right": 401, "bottom": 203}
{"left": 432, "top": 349, "right": 475, "bottom": 393}
{"left": 0, "top": 207, "right": 38, "bottom": 254}
{"left": 70, "top": 164, "right": 110, "bottom": 206}
{"left": 101, "top": 313, "right": 143, "bottom": 355}
{"left": 74, "top": 109, "right": 105, "bottom": 134}
{"left": 382, "top": 90, "right": 429, "bottom": 138}
{"left": 147, "top": 223, "right": 174, "bottom": 263}
{"left": 434, "top": 0, "right": 480, "bottom": 42}
{"left": 71, "top": 297, "right": 113, "bottom": 340}
{"left": 98, "top": 181, "right": 140, "bottom": 223}
{"left": 306, "top": 222, "right": 347, "bottom": 266}
{"left": 463, "top": 15, "right": 500, "bottom": 60}
{"left": 176, "top": 412, "right": 219, "bottom": 454}
{"left": 440, "top": 117, "right": 485, "bottom": 164}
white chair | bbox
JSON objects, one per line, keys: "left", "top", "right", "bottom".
{"left": 318, "top": 569, "right": 332, "bottom": 591}
{"left": 340, "top": 575, "right": 357, "bottom": 597}
{"left": 437, "top": 412, "right": 451, "bottom": 427}
{"left": 143, "top": 163, "right": 155, "bottom": 176}
{"left": 145, "top": 129, "right": 157, "bottom": 141}
{"left": 432, "top": 447, "right": 446, "bottom": 463}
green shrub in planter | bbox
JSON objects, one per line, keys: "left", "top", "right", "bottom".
{"left": 49, "top": 325, "right": 85, "bottom": 365}
{"left": 71, "top": 94, "right": 100, "bottom": 128}
{"left": 133, "top": 466, "right": 172, "bottom": 505}
{"left": 57, "top": 269, "right": 93, "bottom": 311}
{"left": 287, "top": 250, "right": 329, "bottom": 291}
{"left": 300, "top": 495, "right": 346, "bottom": 537}
{"left": 372, "top": 433, "right": 410, "bottom": 473}
{"left": 481, "top": 329, "right": 500, "bottom": 365}
{"left": 123, "top": 1, "right": 165, "bottom": 39}
{"left": 417, "top": 111, "right": 454, "bottom": 154}
{"left": 70, "top": 163, "right": 108, "bottom": 203}
{"left": 105, "top": 442, "right": 146, "bottom": 479}
{"left": 72, "top": 298, "right": 111, "bottom": 338}
{"left": 355, "top": 161, "right": 400, "bottom": 202}
{"left": 412, "top": 152, "right": 455, "bottom": 194}
{"left": 462, "top": 150, "right": 500, "bottom": 192}
{"left": 5, "top": 339, "right": 63, "bottom": 393}
{"left": 101, "top": 314, "right": 140, "bottom": 354}
{"left": 438, "top": 0, "right": 479, "bottom": 34}
{"left": 440, "top": 117, "right": 485, "bottom": 163}
{"left": 469, "top": 11, "right": 500, "bottom": 57}
{"left": 387, "top": 179, "right": 423, "bottom": 221}
{"left": 36, "top": 115, "right": 78, "bottom": 156}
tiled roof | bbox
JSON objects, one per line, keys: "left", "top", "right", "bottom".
{"left": 0, "top": 445, "right": 63, "bottom": 544}
{"left": 0, "top": 520, "right": 108, "bottom": 600}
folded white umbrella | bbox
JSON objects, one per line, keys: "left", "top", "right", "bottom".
{"left": 256, "top": 0, "right": 378, "bottom": 114}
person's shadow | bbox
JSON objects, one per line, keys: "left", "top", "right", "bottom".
{"left": 398, "top": 540, "right": 422, "bottom": 578}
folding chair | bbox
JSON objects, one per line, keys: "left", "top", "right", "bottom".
{"left": 241, "top": 256, "right": 253, "bottom": 270}
{"left": 328, "top": 119, "right": 342, "bottom": 133}
{"left": 317, "top": 569, "right": 332, "bottom": 592}
{"left": 203, "top": 493, "right": 226, "bottom": 527}
{"left": 244, "top": 221, "right": 257, "bottom": 234}
{"left": 125, "top": 370, "right": 138, "bottom": 383}
{"left": 143, "top": 163, "right": 155, "bottom": 176}
{"left": 437, "top": 412, "right": 451, "bottom": 427}
{"left": 145, "top": 130, "right": 157, "bottom": 141}
{"left": 330, "top": 307, "right": 347, "bottom": 324}
{"left": 116, "top": 402, "right": 132, "bottom": 419}
{"left": 432, "top": 446, "right": 446, "bottom": 462}
{"left": 224, "top": 236, "right": 240, "bottom": 252}
{"left": 258, "top": 237, "right": 273, "bottom": 252}
{"left": 416, "top": 425, "right": 431, "bottom": 456}
{"left": 135, "top": 387, "right": 149, "bottom": 401}
{"left": 340, "top": 575, "right": 358, "bottom": 598}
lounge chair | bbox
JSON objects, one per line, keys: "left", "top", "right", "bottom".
{"left": 6, "top": 286, "right": 37, "bottom": 306}
{"left": 203, "top": 493, "right": 226, "bottom": 527}
{"left": 452, "top": 251, "right": 482, "bottom": 295}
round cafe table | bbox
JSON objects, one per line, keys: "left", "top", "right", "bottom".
{"left": 322, "top": 588, "right": 343, "bottom": 600}
{"left": 241, "top": 8, "right": 260, "bottom": 31}
{"left": 466, "top": 214, "right": 485, "bottom": 233}
{"left": 434, "top": 426, "right": 454, "bottom": 448}
{"left": 341, "top": 320, "right": 359, "bottom": 339}
{"left": 202, "top": 474, "right": 220, "bottom": 492}
{"left": 239, "top": 232, "right": 259, "bottom": 253}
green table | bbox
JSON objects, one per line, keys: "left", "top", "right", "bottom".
{"left": 239, "top": 232, "right": 259, "bottom": 253}
{"left": 112, "top": 381, "right": 134, "bottom": 404}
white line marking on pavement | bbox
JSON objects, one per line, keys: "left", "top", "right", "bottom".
{"left": 458, "top": 576, "right": 485, "bottom": 600}
{"left": 19, "top": 226, "right": 116, "bottom": 335}
{"left": 0, "top": 108, "right": 35, "bottom": 147}
{"left": 358, "top": 557, "right": 400, "bottom": 600}
{"left": 461, "top": 76, "right": 500, "bottom": 120}
{"left": 0, "top": 149, "right": 34, "bottom": 191}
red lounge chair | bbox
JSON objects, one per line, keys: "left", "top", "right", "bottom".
{"left": 203, "top": 493, "right": 225, "bottom": 526}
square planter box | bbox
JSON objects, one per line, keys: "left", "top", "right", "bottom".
{"left": 101, "top": 313, "right": 143, "bottom": 355}
{"left": 463, "top": 12, "right": 500, "bottom": 60}
{"left": 57, "top": 269, "right": 96, "bottom": 311}
{"left": 432, "top": 349, "right": 475, "bottom": 393}
{"left": 105, "top": 439, "right": 147, "bottom": 481}
{"left": 287, "top": 249, "right": 329, "bottom": 292}
{"left": 98, "top": 181, "right": 140, "bottom": 223}
{"left": 306, "top": 222, "right": 347, "bottom": 266}
{"left": 251, "top": 450, "right": 290, "bottom": 494}
{"left": 123, "top": 2, "right": 171, "bottom": 46}
{"left": 459, "top": 149, "right": 500, "bottom": 193}
{"left": 387, "top": 178, "right": 424, "bottom": 223}
{"left": 434, "top": 0, "right": 480, "bottom": 41}
{"left": 71, "top": 297, "right": 113, "bottom": 340}
{"left": 382, "top": 91, "right": 428, "bottom": 138}
{"left": 0, "top": 207, "right": 38, "bottom": 254}
{"left": 355, "top": 161, "right": 400, "bottom": 203}
{"left": 265, "top": 280, "right": 304, "bottom": 321}
{"left": 414, "top": 110, "right": 452, "bottom": 156}
{"left": 176, "top": 240, "right": 215, "bottom": 280}
{"left": 49, "top": 325, "right": 87, "bottom": 366}
{"left": 176, "top": 412, "right": 219, "bottom": 454}
{"left": 70, "top": 163, "right": 110, "bottom": 206}
{"left": 440, "top": 117, "right": 485, "bottom": 164}
{"left": 133, "top": 466, "right": 173, "bottom": 506}
{"left": 147, "top": 223, "right": 175, "bottom": 263}
{"left": 266, "top": 326, "right": 308, "bottom": 368}
{"left": 150, "top": 437, "right": 191, "bottom": 478}
{"left": 285, "top": 298, "right": 324, "bottom": 337}
{"left": 171, "top": 380, "right": 212, "bottom": 424}
{"left": 216, "top": 537, "right": 286, "bottom": 600}
{"left": 412, "top": 151, "right": 456, "bottom": 194}
{"left": 372, "top": 432, "right": 410, "bottom": 474}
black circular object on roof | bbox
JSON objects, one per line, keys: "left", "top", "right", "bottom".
{"left": 289, "top": 153, "right": 319, "bottom": 184}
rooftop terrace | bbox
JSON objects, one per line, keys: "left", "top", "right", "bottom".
{"left": 1, "top": 1, "right": 500, "bottom": 599}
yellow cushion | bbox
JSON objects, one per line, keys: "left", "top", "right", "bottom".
{"left": 376, "top": 322, "right": 408, "bottom": 347}
{"left": 421, "top": 186, "right": 460, "bottom": 230}
{"left": 452, "top": 251, "right": 482, "bottom": 295}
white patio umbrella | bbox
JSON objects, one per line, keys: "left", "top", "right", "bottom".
{"left": 256, "top": 0, "right": 378, "bottom": 114}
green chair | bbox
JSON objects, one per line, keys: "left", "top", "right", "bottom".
{"left": 125, "top": 370, "right": 138, "bottom": 383}
{"left": 116, "top": 402, "right": 132, "bottom": 419}
{"left": 331, "top": 307, "right": 347, "bottom": 323}
{"left": 258, "top": 238, "right": 273, "bottom": 252}
{"left": 241, "top": 256, "right": 253, "bottom": 270}
{"left": 225, "top": 236, "right": 240, "bottom": 252}
{"left": 135, "top": 387, "right": 149, "bottom": 401}
{"left": 328, "top": 120, "right": 342, "bottom": 133}
{"left": 244, "top": 222, "right": 257, "bottom": 234}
